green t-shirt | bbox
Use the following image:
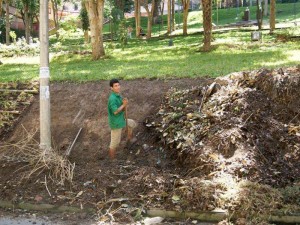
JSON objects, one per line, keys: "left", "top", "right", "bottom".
{"left": 107, "top": 92, "right": 126, "bottom": 129}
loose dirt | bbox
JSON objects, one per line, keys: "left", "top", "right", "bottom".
{"left": 1, "top": 68, "right": 300, "bottom": 224}
{"left": 0, "top": 78, "right": 212, "bottom": 223}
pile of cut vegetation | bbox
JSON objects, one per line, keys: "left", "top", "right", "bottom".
{"left": 147, "top": 66, "right": 300, "bottom": 223}
{"left": 0, "top": 82, "right": 38, "bottom": 140}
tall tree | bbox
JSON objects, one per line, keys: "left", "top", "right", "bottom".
{"left": 0, "top": 0, "right": 3, "bottom": 16}
{"left": 16, "top": 0, "right": 39, "bottom": 44}
{"left": 84, "top": 0, "right": 105, "bottom": 60}
{"left": 140, "top": 0, "right": 155, "bottom": 38}
{"left": 152, "top": 0, "right": 160, "bottom": 23}
{"left": 134, "top": 0, "right": 140, "bottom": 37}
{"left": 159, "top": 0, "right": 164, "bottom": 30}
{"left": 5, "top": 0, "right": 9, "bottom": 45}
{"left": 171, "top": 0, "right": 174, "bottom": 31}
{"left": 23, "top": 0, "right": 30, "bottom": 43}
{"left": 50, "top": 0, "right": 60, "bottom": 38}
{"left": 269, "top": 0, "right": 275, "bottom": 34}
{"left": 167, "top": 0, "right": 170, "bottom": 33}
{"left": 256, "top": 0, "right": 263, "bottom": 30}
{"left": 264, "top": 0, "right": 268, "bottom": 16}
{"left": 182, "top": 0, "right": 190, "bottom": 35}
{"left": 79, "top": 1, "right": 89, "bottom": 43}
{"left": 202, "top": 0, "right": 212, "bottom": 51}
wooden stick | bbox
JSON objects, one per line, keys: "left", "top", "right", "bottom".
{"left": 0, "top": 110, "right": 20, "bottom": 114}
{"left": 66, "top": 128, "right": 82, "bottom": 156}
{"left": 125, "top": 106, "right": 129, "bottom": 137}
{"left": 0, "top": 89, "right": 38, "bottom": 94}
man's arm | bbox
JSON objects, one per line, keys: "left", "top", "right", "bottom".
{"left": 109, "top": 98, "right": 128, "bottom": 115}
{"left": 113, "top": 104, "right": 126, "bottom": 115}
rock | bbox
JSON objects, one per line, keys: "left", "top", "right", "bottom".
{"left": 83, "top": 181, "right": 92, "bottom": 186}
{"left": 34, "top": 195, "right": 43, "bottom": 202}
{"left": 144, "top": 217, "right": 164, "bottom": 225}
{"left": 143, "top": 144, "right": 150, "bottom": 150}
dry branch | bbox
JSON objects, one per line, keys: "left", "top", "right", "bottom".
{"left": 0, "top": 129, "right": 75, "bottom": 185}
{"left": 0, "top": 89, "right": 38, "bottom": 94}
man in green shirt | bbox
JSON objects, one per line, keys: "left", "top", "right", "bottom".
{"left": 107, "top": 79, "right": 137, "bottom": 159}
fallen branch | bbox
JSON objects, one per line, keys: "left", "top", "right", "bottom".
{"left": 0, "top": 200, "right": 95, "bottom": 214}
{"left": 0, "top": 110, "right": 21, "bottom": 115}
{"left": 0, "top": 89, "right": 38, "bottom": 94}
{"left": 146, "top": 208, "right": 300, "bottom": 224}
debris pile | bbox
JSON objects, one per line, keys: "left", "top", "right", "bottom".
{"left": 148, "top": 67, "right": 300, "bottom": 187}
{"left": 0, "top": 82, "right": 38, "bottom": 140}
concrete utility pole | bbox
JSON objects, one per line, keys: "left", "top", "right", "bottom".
{"left": 39, "top": 0, "right": 51, "bottom": 151}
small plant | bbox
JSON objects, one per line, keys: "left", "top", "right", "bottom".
{"left": 9, "top": 31, "right": 17, "bottom": 44}
{"left": 118, "top": 19, "right": 128, "bottom": 50}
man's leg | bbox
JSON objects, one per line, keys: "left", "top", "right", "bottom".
{"left": 127, "top": 119, "right": 137, "bottom": 141}
{"left": 109, "top": 128, "right": 122, "bottom": 159}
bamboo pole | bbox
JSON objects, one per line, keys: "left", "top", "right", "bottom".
{"left": 66, "top": 128, "right": 83, "bottom": 156}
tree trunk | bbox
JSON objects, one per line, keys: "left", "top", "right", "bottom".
{"left": 134, "top": 0, "right": 140, "bottom": 37}
{"left": 84, "top": 30, "right": 89, "bottom": 43}
{"left": 256, "top": 0, "right": 263, "bottom": 30}
{"left": 141, "top": 0, "right": 155, "bottom": 38}
{"left": 85, "top": 0, "right": 105, "bottom": 60}
{"left": 0, "top": 0, "right": 3, "bottom": 16}
{"left": 171, "top": 0, "right": 175, "bottom": 31}
{"left": 202, "top": 0, "right": 212, "bottom": 51}
{"left": 51, "top": 0, "right": 60, "bottom": 38}
{"left": 269, "top": 0, "right": 275, "bottom": 34}
{"left": 160, "top": 1, "right": 164, "bottom": 30}
{"left": 115, "top": 0, "right": 124, "bottom": 12}
{"left": 167, "top": 0, "right": 171, "bottom": 33}
{"left": 264, "top": 0, "right": 268, "bottom": 16}
{"left": 152, "top": 0, "right": 160, "bottom": 21}
{"left": 24, "top": 4, "right": 30, "bottom": 44}
{"left": 5, "top": 0, "right": 10, "bottom": 45}
{"left": 182, "top": 0, "right": 190, "bottom": 35}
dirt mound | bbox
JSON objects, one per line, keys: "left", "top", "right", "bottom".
{"left": 149, "top": 67, "right": 300, "bottom": 188}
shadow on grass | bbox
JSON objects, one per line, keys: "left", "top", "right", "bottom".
{"left": 49, "top": 49, "right": 295, "bottom": 82}
{"left": 0, "top": 64, "right": 39, "bottom": 82}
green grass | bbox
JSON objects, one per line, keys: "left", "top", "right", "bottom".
{"left": 103, "top": 2, "right": 300, "bottom": 36}
{"left": 0, "top": 2, "right": 299, "bottom": 83}
{"left": 1, "top": 29, "right": 299, "bottom": 82}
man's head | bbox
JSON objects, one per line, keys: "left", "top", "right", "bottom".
{"left": 110, "top": 79, "right": 120, "bottom": 93}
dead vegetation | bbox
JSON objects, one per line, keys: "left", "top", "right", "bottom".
{"left": 0, "top": 82, "right": 38, "bottom": 140}
{"left": 146, "top": 66, "right": 300, "bottom": 223}
{"left": 0, "top": 128, "right": 75, "bottom": 186}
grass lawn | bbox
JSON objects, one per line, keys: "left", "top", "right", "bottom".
{"left": 103, "top": 2, "right": 300, "bottom": 35}
{"left": 1, "top": 29, "right": 299, "bottom": 82}
{"left": 0, "top": 2, "right": 299, "bottom": 83}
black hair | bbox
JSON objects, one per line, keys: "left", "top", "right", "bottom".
{"left": 109, "top": 79, "right": 119, "bottom": 87}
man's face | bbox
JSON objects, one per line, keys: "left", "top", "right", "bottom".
{"left": 111, "top": 82, "right": 121, "bottom": 93}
